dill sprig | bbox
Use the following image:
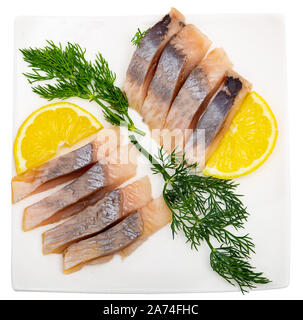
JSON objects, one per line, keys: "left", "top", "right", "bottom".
{"left": 131, "top": 28, "right": 149, "bottom": 46}
{"left": 129, "top": 135, "right": 270, "bottom": 293}
{"left": 20, "top": 41, "right": 145, "bottom": 136}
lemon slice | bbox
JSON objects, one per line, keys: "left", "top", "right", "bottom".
{"left": 203, "top": 91, "right": 278, "bottom": 179}
{"left": 14, "top": 102, "right": 102, "bottom": 175}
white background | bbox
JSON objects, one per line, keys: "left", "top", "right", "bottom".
{"left": 1, "top": 0, "right": 302, "bottom": 300}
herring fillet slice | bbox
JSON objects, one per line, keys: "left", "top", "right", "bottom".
{"left": 162, "top": 48, "right": 232, "bottom": 151}
{"left": 11, "top": 127, "right": 121, "bottom": 203}
{"left": 140, "top": 24, "right": 211, "bottom": 130}
{"left": 22, "top": 144, "right": 138, "bottom": 231}
{"left": 63, "top": 197, "right": 171, "bottom": 273}
{"left": 120, "top": 196, "right": 171, "bottom": 258}
{"left": 42, "top": 176, "right": 152, "bottom": 254}
{"left": 11, "top": 143, "right": 96, "bottom": 204}
{"left": 44, "top": 187, "right": 111, "bottom": 224}
{"left": 63, "top": 211, "right": 143, "bottom": 273}
{"left": 124, "top": 8, "right": 185, "bottom": 113}
{"left": 185, "top": 70, "right": 252, "bottom": 167}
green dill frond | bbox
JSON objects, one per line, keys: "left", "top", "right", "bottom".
{"left": 210, "top": 247, "right": 270, "bottom": 294}
{"left": 131, "top": 28, "right": 149, "bottom": 46}
{"left": 20, "top": 41, "right": 145, "bottom": 136}
{"left": 129, "top": 135, "right": 270, "bottom": 293}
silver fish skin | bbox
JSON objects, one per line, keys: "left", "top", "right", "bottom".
{"left": 42, "top": 189, "right": 122, "bottom": 254}
{"left": 124, "top": 8, "right": 185, "bottom": 113}
{"left": 186, "top": 70, "right": 252, "bottom": 167}
{"left": 63, "top": 211, "right": 143, "bottom": 273}
{"left": 42, "top": 176, "right": 152, "bottom": 254}
{"left": 22, "top": 142, "right": 138, "bottom": 231}
{"left": 23, "top": 162, "right": 107, "bottom": 231}
{"left": 163, "top": 48, "right": 232, "bottom": 150}
{"left": 12, "top": 127, "right": 122, "bottom": 204}
{"left": 141, "top": 24, "right": 211, "bottom": 130}
{"left": 11, "top": 143, "right": 95, "bottom": 204}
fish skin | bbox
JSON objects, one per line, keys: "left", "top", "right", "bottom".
{"left": 23, "top": 155, "right": 138, "bottom": 231}
{"left": 124, "top": 8, "right": 185, "bottom": 113}
{"left": 141, "top": 24, "right": 211, "bottom": 130}
{"left": 42, "top": 189, "right": 122, "bottom": 254}
{"left": 23, "top": 162, "right": 107, "bottom": 231}
{"left": 61, "top": 196, "right": 170, "bottom": 272}
{"left": 163, "top": 48, "right": 232, "bottom": 151}
{"left": 22, "top": 139, "right": 138, "bottom": 231}
{"left": 42, "top": 176, "right": 152, "bottom": 254}
{"left": 11, "top": 127, "right": 122, "bottom": 204}
{"left": 185, "top": 70, "right": 252, "bottom": 166}
{"left": 46, "top": 187, "right": 111, "bottom": 224}
{"left": 198, "top": 78, "right": 243, "bottom": 148}
{"left": 63, "top": 211, "right": 143, "bottom": 273}
{"left": 120, "top": 196, "right": 171, "bottom": 258}
{"left": 11, "top": 143, "right": 95, "bottom": 203}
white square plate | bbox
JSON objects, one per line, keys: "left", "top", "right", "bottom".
{"left": 12, "top": 14, "right": 290, "bottom": 293}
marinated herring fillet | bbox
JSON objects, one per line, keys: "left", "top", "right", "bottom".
{"left": 162, "top": 48, "right": 232, "bottom": 151}
{"left": 140, "top": 24, "right": 211, "bottom": 130}
{"left": 43, "top": 187, "right": 112, "bottom": 225}
{"left": 23, "top": 144, "right": 138, "bottom": 231}
{"left": 120, "top": 196, "right": 171, "bottom": 258}
{"left": 63, "top": 197, "right": 171, "bottom": 273}
{"left": 11, "top": 127, "right": 122, "bottom": 203}
{"left": 12, "top": 143, "right": 96, "bottom": 204}
{"left": 124, "top": 8, "right": 185, "bottom": 113}
{"left": 63, "top": 211, "right": 143, "bottom": 273}
{"left": 186, "top": 70, "right": 252, "bottom": 167}
{"left": 42, "top": 176, "right": 152, "bottom": 254}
